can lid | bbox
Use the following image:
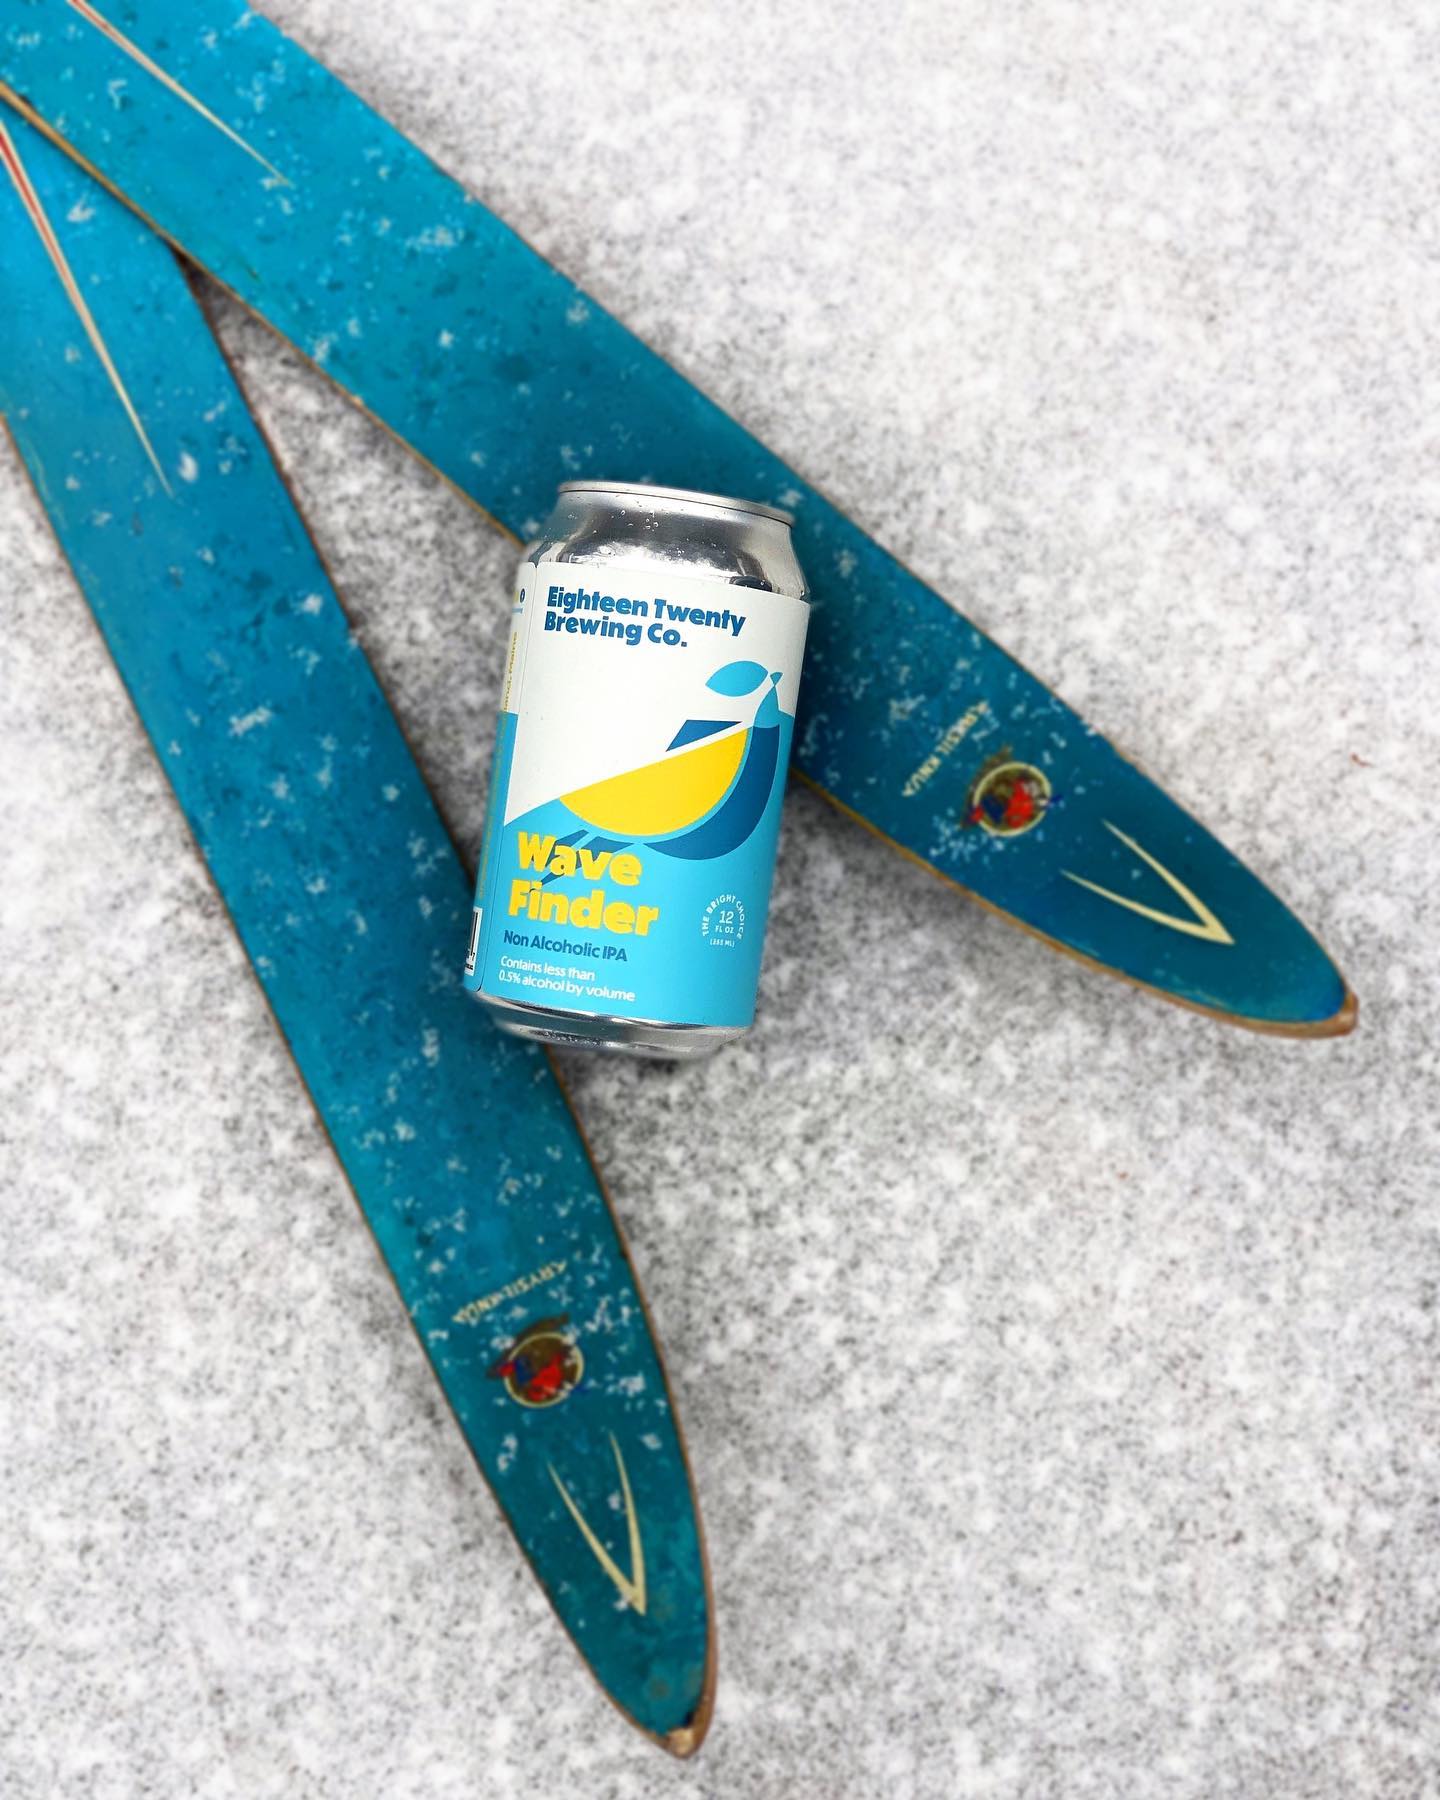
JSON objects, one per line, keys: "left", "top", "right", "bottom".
{"left": 556, "top": 479, "right": 794, "bottom": 527}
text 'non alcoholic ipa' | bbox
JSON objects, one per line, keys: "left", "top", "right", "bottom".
{"left": 464, "top": 482, "right": 810, "bottom": 1058}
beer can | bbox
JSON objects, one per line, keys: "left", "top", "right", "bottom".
{"left": 463, "top": 481, "right": 810, "bottom": 1057}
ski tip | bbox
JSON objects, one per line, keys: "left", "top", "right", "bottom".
{"left": 662, "top": 1713, "right": 711, "bottom": 1759}
{"left": 657, "top": 1630, "right": 716, "bottom": 1757}
{"left": 623, "top": 1670, "right": 712, "bottom": 1759}
{"left": 1234, "top": 981, "right": 1358, "bottom": 1040}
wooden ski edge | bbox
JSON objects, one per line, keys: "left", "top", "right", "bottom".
{"left": 0, "top": 355, "right": 716, "bottom": 1755}
{"left": 0, "top": 78, "right": 1357, "bottom": 1037}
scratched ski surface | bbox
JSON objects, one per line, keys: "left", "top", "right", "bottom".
{"left": 0, "top": 113, "right": 712, "bottom": 1755}
{"left": 0, "top": 0, "right": 1353, "bottom": 1035}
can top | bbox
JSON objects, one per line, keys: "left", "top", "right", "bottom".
{"left": 556, "top": 479, "right": 794, "bottom": 528}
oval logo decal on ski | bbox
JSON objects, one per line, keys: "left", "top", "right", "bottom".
{"left": 486, "top": 1315, "right": 584, "bottom": 1409}
{"left": 967, "top": 760, "right": 1052, "bottom": 836}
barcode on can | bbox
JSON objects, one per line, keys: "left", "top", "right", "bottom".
{"left": 464, "top": 906, "right": 482, "bottom": 976}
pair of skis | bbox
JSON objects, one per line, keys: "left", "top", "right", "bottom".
{"left": 0, "top": 0, "right": 1353, "bottom": 1759}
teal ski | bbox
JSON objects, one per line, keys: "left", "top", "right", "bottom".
{"left": 0, "top": 0, "right": 1354, "bottom": 1034}
{"left": 0, "top": 113, "right": 713, "bottom": 1755}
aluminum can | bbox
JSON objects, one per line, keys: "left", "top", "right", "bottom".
{"left": 463, "top": 481, "right": 810, "bottom": 1057}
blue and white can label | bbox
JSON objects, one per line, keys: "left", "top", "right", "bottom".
{"left": 465, "top": 560, "right": 810, "bottom": 1028}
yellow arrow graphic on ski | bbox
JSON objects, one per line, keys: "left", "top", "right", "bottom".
{"left": 1062, "top": 822, "right": 1235, "bottom": 945}
{"left": 549, "top": 1432, "right": 648, "bottom": 1615}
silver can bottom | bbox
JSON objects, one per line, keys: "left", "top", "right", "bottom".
{"left": 473, "top": 991, "right": 745, "bottom": 1061}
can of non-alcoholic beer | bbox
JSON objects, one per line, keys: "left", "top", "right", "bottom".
{"left": 463, "top": 481, "right": 810, "bottom": 1057}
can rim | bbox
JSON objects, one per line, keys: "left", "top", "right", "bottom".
{"left": 556, "top": 479, "right": 794, "bottom": 527}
